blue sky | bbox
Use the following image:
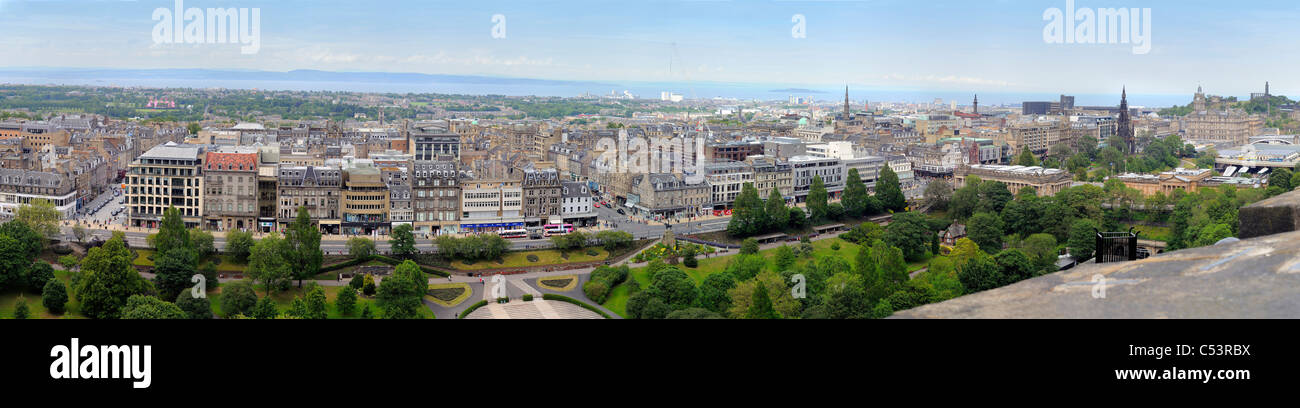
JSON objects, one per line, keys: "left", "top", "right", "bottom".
{"left": 1, "top": 0, "right": 1297, "bottom": 98}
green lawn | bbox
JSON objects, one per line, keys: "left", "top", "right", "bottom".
{"left": 603, "top": 238, "right": 865, "bottom": 318}
{"left": 1, "top": 270, "right": 84, "bottom": 319}
{"left": 451, "top": 248, "right": 609, "bottom": 270}
{"left": 1125, "top": 223, "right": 1173, "bottom": 242}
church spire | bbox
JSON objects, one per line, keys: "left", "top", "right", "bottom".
{"left": 844, "top": 85, "right": 851, "bottom": 118}
{"left": 973, "top": 94, "right": 979, "bottom": 114}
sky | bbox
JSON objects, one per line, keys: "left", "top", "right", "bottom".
{"left": 1, "top": 0, "right": 1297, "bottom": 101}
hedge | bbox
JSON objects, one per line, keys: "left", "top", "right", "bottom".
{"left": 371, "top": 255, "right": 451, "bottom": 277}
{"left": 458, "top": 300, "right": 489, "bottom": 319}
{"left": 542, "top": 293, "right": 611, "bottom": 319}
{"left": 320, "top": 257, "right": 371, "bottom": 273}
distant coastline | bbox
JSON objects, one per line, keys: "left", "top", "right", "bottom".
{"left": 0, "top": 67, "right": 1192, "bottom": 107}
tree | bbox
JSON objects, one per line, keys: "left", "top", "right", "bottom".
{"left": 966, "top": 212, "right": 1005, "bottom": 254}
{"left": 247, "top": 233, "right": 292, "bottom": 293}
{"left": 876, "top": 165, "right": 906, "bottom": 212}
{"left": 285, "top": 207, "right": 324, "bottom": 288}
{"left": 42, "top": 280, "right": 68, "bottom": 315}
{"left": 645, "top": 267, "right": 697, "bottom": 310}
{"left": 696, "top": 272, "right": 736, "bottom": 313}
{"left": 974, "top": 181, "right": 1014, "bottom": 215}
{"left": 994, "top": 249, "right": 1036, "bottom": 285}
{"left": 727, "top": 271, "right": 798, "bottom": 318}
{"left": 1270, "top": 168, "right": 1293, "bottom": 192}
{"left": 336, "top": 287, "right": 358, "bottom": 316}
{"left": 13, "top": 297, "right": 29, "bottom": 319}
{"left": 27, "top": 260, "right": 55, "bottom": 292}
{"left": 175, "top": 291, "right": 212, "bottom": 319}
{"left": 1067, "top": 218, "right": 1099, "bottom": 259}
{"left": 854, "top": 244, "right": 876, "bottom": 277}
{"left": 764, "top": 188, "right": 789, "bottom": 230}
{"left": 153, "top": 247, "right": 198, "bottom": 301}
{"left": 923, "top": 179, "right": 953, "bottom": 211}
{"left": 595, "top": 230, "right": 633, "bottom": 251}
{"left": 377, "top": 260, "right": 427, "bottom": 319}
{"left": 0, "top": 220, "right": 45, "bottom": 260}
{"left": 1016, "top": 148, "right": 1039, "bottom": 166}
{"left": 251, "top": 296, "right": 279, "bottom": 319}
{"left": 190, "top": 229, "right": 215, "bottom": 259}
{"left": 788, "top": 207, "right": 807, "bottom": 229}
{"left": 1194, "top": 223, "right": 1233, "bottom": 247}
{"left": 727, "top": 182, "right": 765, "bottom": 237}
{"left": 221, "top": 281, "right": 259, "bottom": 318}
{"left": 348, "top": 237, "right": 376, "bottom": 259}
{"left": 740, "top": 238, "right": 759, "bottom": 255}
{"left": 1020, "top": 233, "right": 1059, "bottom": 273}
{"left": 665, "top": 308, "right": 724, "bottom": 319}
{"left": 224, "top": 230, "right": 256, "bottom": 262}
{"left": 77, "top": 236, "right": 150, "bottom": 319}
{"left": 745, "top": 283, "right": 779, "bottom": 319}
{"left": 884, "top": 212, "right": 932, "bottom": 261}
{"left": 389, "top": 223, "right": 418, "bottom": 258}
{"left": 304, "top": 284, "right": 329, "bottom": 319}
{"left": 843, "top": 168, "right": 869, "bottom": 217}
{"left": 773, "top": 245, "right": 797, "bottom": 271}
{"left": 72, "top": 223, "right": 88, "bottom": 244}
{"left": 187, "top": 122, "right": 201, "bottom": 134}
{"left": 15, "top": 198, "right": 60, "bottom": 238}
{"left": 807, "top": 175, "right": 829, "bottom": 221}
{"left": 874, "top": 242, "right": 909, "bottom": 284}
{"left": 120, "top": 295, "right": 186, "bottom": 319}
{"left": 958, "top": 256, "right": 1004, "bottom": 293}
{"left": 824, "top": 272, "right": 869, "bottom": 319}
{"left": 153, "top": 206, "right": 192, "bottom": 256}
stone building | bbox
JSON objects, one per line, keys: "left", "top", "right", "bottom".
{"left": 521, "top": 168, "right": 562, "bottom": 226}
{"left": 125, "top": 143, "right": 205, "bottom": 228}
{"left": 412, "top": 159, "right": 461, "bottom": 236}
{"left": 277, "top": 165, "right": 342, "bottom": 234}
{"left": 203, "top": 150, "right": 260, "bottom": 231}
{"left": 954, "top": 164, "right": 1072, "bottom": 197}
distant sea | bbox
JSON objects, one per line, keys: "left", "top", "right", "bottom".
{"left": 0, "top": 68, "right": 1193, "bottom": 108}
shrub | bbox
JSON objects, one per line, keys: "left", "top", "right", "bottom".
{"left": 831, "top": 242, "right": 841, "bottom": 251}
{"left": 362, "top": 275, "right": 377, "bottom": 296}
{"left": 585, "top": 248, "right": 599, "bottom": 257}
{"left": 26, "top": 261, "right": 55, "bottom": 293}
{"left": 220, "top": 281, "right": 258, "bottom": 318}
{"left": 349, "top": 273, "right": 365, "bottom": 289}
{"left": 337, "top": 287, "right": 358, "bottom": 316}
{"left": 175, "top": 291, "right": 213, "bottom": 319}
{"left": 542, "top": 293, "right": 610, "bottom": 318}
{"left": 42, "top": 280, "right": 68, "bottom": 315}
{"left": 682, "top": 255, "right": 698, "bottom": 268}
{"left": 458, "top": 300, "right": 488, "bottom": 319}
{"left": 740, "top": 238, "right": 759, "bottom": 255}
{"left": 496, "top": 297, "right": 509, "bottom": 304}
{"left": 526, "top": 254, "right": 540, "bottom": 262}
{"left": 58, "top": 255, "right": 80, "bottom": 270}
{"left": 583, "top": 280, "right": 610, "bottom": 304}
{"left": 522, "top": 294, "right": 534, "bottom": 301}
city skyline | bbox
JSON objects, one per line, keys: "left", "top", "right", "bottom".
{"left": 1, "top": 0, "right": 1298, "bottom": 100}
